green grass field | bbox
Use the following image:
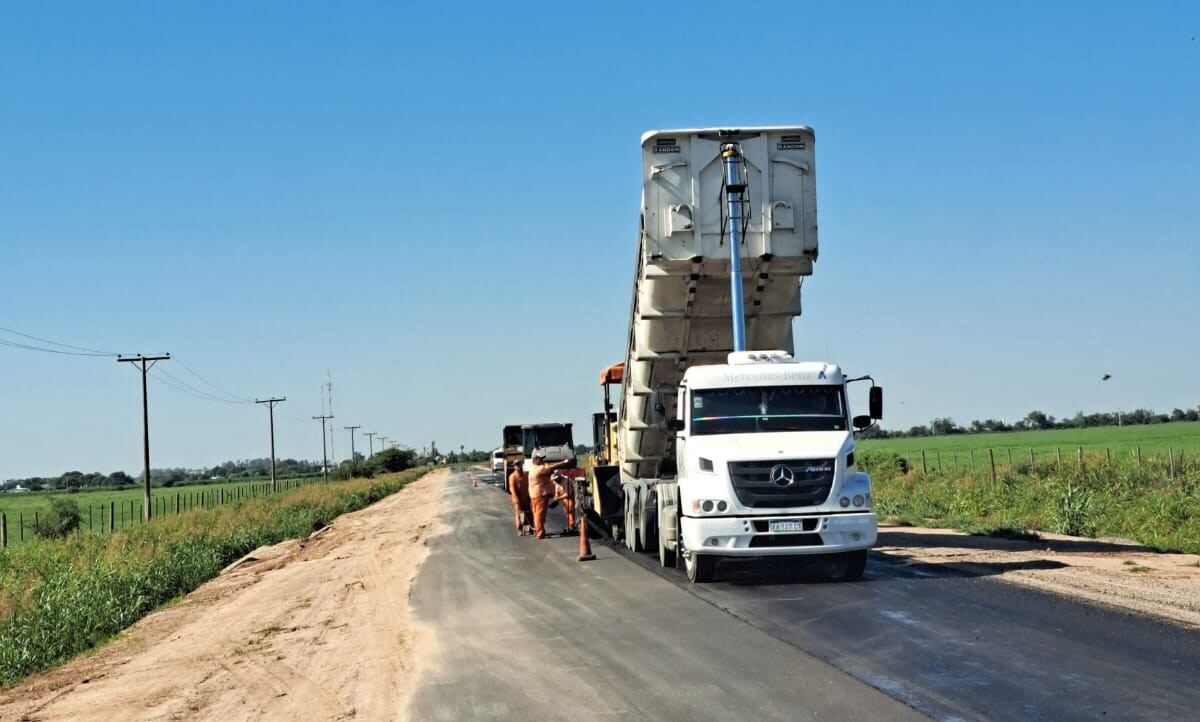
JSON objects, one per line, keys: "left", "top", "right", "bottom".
{"left": 0, "top": 468, "right": 429, "bottom": 685}
{"left": 861, "top": 421, "right": 1200, "bottom": 462}
{"left": 0, "top": 476, "right": 322, "bottom": 547}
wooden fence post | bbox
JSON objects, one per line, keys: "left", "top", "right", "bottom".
{"left": 19, "top": 513, "right": 24, "bottom": 542}
{"left": 936, "top": 451, "right": 942, "bottom": 470}
{"left": 89, "top": 506, "right": 93, "bottom": 531}
{"left": 109, "top": 501, "right": 115, "bottom": 532}
{"left": 970, "top": 449, "right": 976, "bottom": 473}
{"left": 1029, "top": 448, "right": 1035, "bottom": 466}
{"left": 1136, "top": 446, "right": 1142, "bottom": 467}
{"left": 1007, "top": 448, "right": 1013, "bottom": 471}
{"left": 1168, "top": 446, "right": 1175, "bottom": 479}
{"left": 1106, "top": 447, "right": 1111, "bottom": 463}
{"left": 1077, "top": 447, "right": 1083, "bottom": 470}
{"left": 1056, "top": 448, "right": 1063, "bottom": 469}
{"left": 989, "top": 449, "right": 997, "bottom": 483}
{"left": 921, "top": 450, "right": 928, "bottom": 474}
{"left": 1, "top": 512, "right": 7, "bottom": 548}
{"left": 953, "top": 453, "right": 959, "bottom": 473}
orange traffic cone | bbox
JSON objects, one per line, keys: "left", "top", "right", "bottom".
{"left": 577, "top": 509, "right": 595, "bottom": 562}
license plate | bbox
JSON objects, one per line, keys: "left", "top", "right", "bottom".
{"left": 768, "top": 520, "right": 805, "bottom": 533}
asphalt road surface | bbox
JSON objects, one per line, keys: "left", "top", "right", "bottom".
{"left": 409, "top": 470, "right": 1200, "bottom": 721}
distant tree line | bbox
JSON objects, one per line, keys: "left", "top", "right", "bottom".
{"left": 862, "top": 405, "right": 1200, "bottom": 439}
{"left": 2, "top": 457, "right": 324, "bottom": 492}
{"left": 4, "top": 444, "right": 581, "bottom": 492}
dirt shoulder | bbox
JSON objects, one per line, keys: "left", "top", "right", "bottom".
{"left": 876, "top": 524, "right": 1200, "bottom": 629}
{"left": 0, "top": 469, "right": 448, "bottom": 722}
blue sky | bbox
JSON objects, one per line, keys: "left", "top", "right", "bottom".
{"left": 1, "top": 1, "right": 1197, "bottom": 478}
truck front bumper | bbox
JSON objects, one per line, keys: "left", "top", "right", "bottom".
{"left": 681, "top": 512, "right": 877, "bottom": 557}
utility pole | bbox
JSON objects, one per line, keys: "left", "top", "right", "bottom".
{"left": 313, "top": 414, "right": 333, "bottom": 482}
{"left": 326, "top": 372, "right": 335, "bottom": 462}
{"left": 118, "top": 353, "right": 170, "bottom": 521}
{"left": 380, "top": 436, "right": 389, "bottom": 454}
{"left": 256, "top": 397, "right": 286, "bottom": 492}
{"left": 344, "top": 425, "right": 360, "bottom": 462}
{"left": 365, "top": 432, "right": 377, "bottom": 458}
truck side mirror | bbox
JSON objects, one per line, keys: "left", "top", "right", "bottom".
{"left": 853, "top": 415, "right": 873, "bottom": 431}
{"left": 869, "top": 386, "right": 883, "bottom": 420}
{"left": 666, "top": 418, "right": 685, "bottom": 433}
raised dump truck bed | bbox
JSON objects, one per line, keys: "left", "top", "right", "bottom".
{"left": 621, "top": 126, "right": 819, "bottom": 482}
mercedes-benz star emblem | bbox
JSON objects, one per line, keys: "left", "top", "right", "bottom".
{"left": 769, "top": 464, "right": 795, "bottom": 488}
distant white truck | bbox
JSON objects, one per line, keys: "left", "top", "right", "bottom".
{"left": 490, "top": 448, "right": 505, "bottom": 476}
{"left": 586, "top": 126, "right": 883, "bottom": 582}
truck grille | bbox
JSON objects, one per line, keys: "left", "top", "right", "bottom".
{"left": 748, "top": 534, "right": 824, "bottom": 548}
{"left": 727, "top": 459, "right": 835, "bottom": 508}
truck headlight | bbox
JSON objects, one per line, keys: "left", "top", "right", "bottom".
{"left": 852, "top": 494, "right": 865, "bottom": 507}
{"left": 691, "top": 499, "right": 729, "bottom": 515}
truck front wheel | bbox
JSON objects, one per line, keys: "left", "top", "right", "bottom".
{"left": 684, "top": 551, "right": 714, "bottom": 583}
{"left": 835, "top": 549, "right": 868, "bottom": 582}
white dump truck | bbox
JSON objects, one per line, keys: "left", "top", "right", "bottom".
{"left": 586, "top": 126, "right": 883, "bottom": 582}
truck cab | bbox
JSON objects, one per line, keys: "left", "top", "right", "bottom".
{"left": 521, "top": 423, "right": 576, "bottom": 472}
{"left": 665, "top": 352, "right": 880, "bottom": 581}
{"left": 501, "top": 424, "right": 525, "bottom": 492}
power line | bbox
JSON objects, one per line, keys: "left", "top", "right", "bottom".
{"left": 155, "top": 366, "right": 252, "bottom": 404}
{"left": 148, "top": 368, "right": 250, "bottom": 405}
{"left": 0, "top": 338, "right": 115, "bottom": 357}
{"left": 173, "top": 357, "right": 253, "bottom": 403}
{"left": 0, "top": 325, "right": 119, "bottom": 356}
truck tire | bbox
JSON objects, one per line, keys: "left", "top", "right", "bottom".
{"left": 684, "top": 551, "right": 714, "bottom": 583}
{"left": 637, "top": 491, "right": 657, "bottom": 552}
{"left": 658, "top": 512, "right": 676, "bottom": 568}
{"left": 836, "top": 550, "right": 868, "bottom": 582}
{"left": 626, "top": 489, "right": 643, "bottom": 552}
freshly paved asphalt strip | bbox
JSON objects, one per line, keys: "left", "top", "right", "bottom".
{"left": 410, "top": 470, "right": 1200, "bottom": 721}
{"left": 620, "top": 525, "right": 1200, "bottom": 721}
{"left": 407, "top": 470, "right": 929, "bottom": 721}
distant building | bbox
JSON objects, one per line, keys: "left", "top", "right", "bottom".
{"left": 7, "top": 485, "right": 30, "bottom": 494}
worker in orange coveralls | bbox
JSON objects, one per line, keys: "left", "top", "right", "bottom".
{"left": 508, "top": 462, "right": 532, "bottom": 536}
{"left": 553, "top": 470, "right": 578, "bottom": 535}
{"left": 528, "top": 452, "right": 572, "bottom": 539}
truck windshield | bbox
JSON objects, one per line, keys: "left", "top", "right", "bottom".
{"left": 690, "top": 386, "right": 846, "bottom": 435}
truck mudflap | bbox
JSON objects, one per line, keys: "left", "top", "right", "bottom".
{"left": 585, "top": 464, "right": 624, "bottom": 534}
{"left": 680, "top": 512, "right": 877, "bottom": 557}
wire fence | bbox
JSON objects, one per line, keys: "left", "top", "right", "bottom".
{"left": 0, "top": 475, "right": 324, "bottom": 549}
{"left": 870, "top": 444, "right": 1199, "bottom": 484}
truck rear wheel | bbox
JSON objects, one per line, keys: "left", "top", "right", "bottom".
{"left": 637, "top": 492, "right": 657, "bottom": 552}
{"left": 658, "top": 514, "right": 676, "bottom": 568}
{"left": 684, "top": 551, "right": 714, "bottom": 583}
{"left": 626, "top": 490, "right": 642, "bottom": 552}
{"left": 836, "top": 550, "right": 868, "bottom": 582}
